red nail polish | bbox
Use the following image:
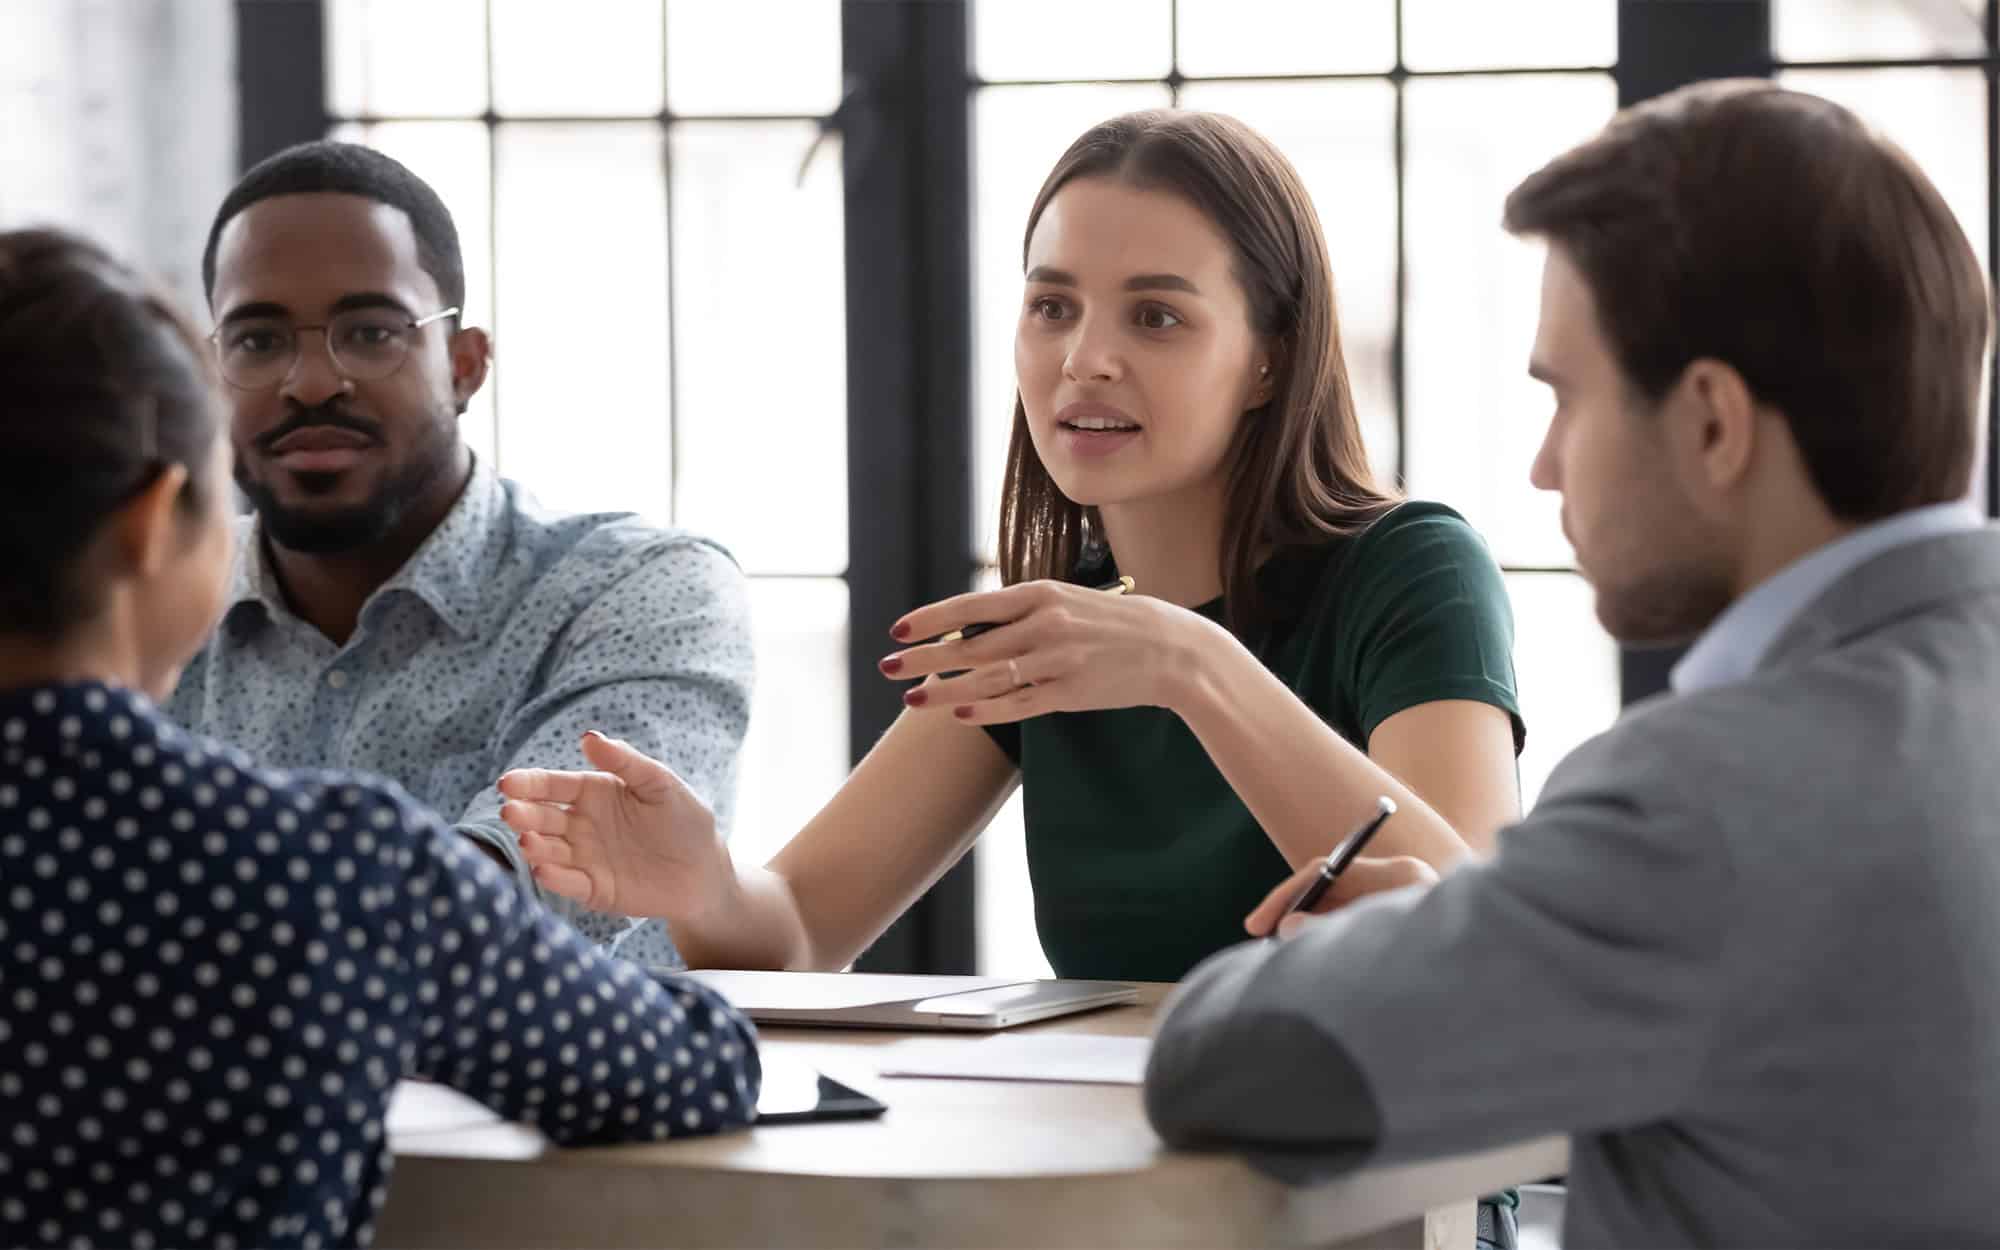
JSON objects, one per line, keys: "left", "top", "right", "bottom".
{"left": 903, "top": 688, "right": 928, "bottom": 707}
{"left": 891, "top": 622, "right": 912, "bottom": 641}
{"left": 879, "top": 656, "right": 903, "bottom": 675}
{"left": 953, "top": 706, "right": 974, "bottom": 720}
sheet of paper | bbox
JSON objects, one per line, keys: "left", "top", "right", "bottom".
{"left": 875, "top": 1034, "right": 1152, "bottom": 1086}
{"left": 387, "top": 1080, "right": 503, "bottom": 1136}
{"left": 680, "top": 969, "right": 1022, "bottom": 1012}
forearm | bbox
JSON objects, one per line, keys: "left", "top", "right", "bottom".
{"left": 1164, "top": 617, "right": 1473, "bottom": 872}
{"left": 670, "top": 862, "right": 819, "bottom": 970}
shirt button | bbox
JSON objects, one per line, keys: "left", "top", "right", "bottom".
{"left": 325, "top": 671, "right": 348, "bottom": 690}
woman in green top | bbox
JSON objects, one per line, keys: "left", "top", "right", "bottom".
{"left": 500, "top": 110, "right": 1525, "bottom": 984}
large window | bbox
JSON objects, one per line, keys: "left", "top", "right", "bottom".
{"left": 323, "top": 0, "right": 852, "bottom": 873}
{"left": 969, "top": 1, "right": 1622, "bottom": 975}
{"left": 292, "top": 0, "right": 2000, "bottom": 978}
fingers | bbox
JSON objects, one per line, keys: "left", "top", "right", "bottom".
{"left": 890, "top": 583, "right": 1045, "bottom": 644}
{"left": 579, "top": 730, "right": 689, "bottom": 805}
{"left": 515, "top": 829, "right": 574, "bottom": 869}
{"left": 1244, "top": 860, "right": 1327, "bottom": 936}
{"left": 1242, "top": 855, "right": 1442, "bottom": 937}
{"left": 531, "top": 862, "right": 599, "bottom": 907}
{"left": 879, "top": 619, "right": 1041, "bottom": 683}
{"left": 1331, "top": 855, "right": 1440, "bottom": 903}
{"left": 909, "top": 656, "right": 1032, "bottom": 710}
{"left": 497, "top": 766, "right": 589, "bottom": 804}
{"left": 500, "top": 798, "right": 576, "bottom": 839}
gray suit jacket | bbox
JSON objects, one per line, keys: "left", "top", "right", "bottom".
{"left": 1146, "top": 530, "right": 2000, "bottom": 1247}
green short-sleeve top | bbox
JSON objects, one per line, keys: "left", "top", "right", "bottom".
{"left": 984, "top": 501, "right": 1525, "bottom": 982}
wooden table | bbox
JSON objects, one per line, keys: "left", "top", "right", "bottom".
{"left": 377, "top": 984, "right": 1566, "bottom": 1248}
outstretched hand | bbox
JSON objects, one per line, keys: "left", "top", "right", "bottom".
{"left": 498, "top": 731, "right": 732, "bottom": 923}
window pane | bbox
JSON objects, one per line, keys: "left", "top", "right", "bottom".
{"left": 666, "top": 0, "right": 841, "bottom": 115}
{"left": 730, "top": 578, "right": 850, "bottom": 871}
{"left": 1404, "top": 74, "right": 1616, "bottom": 567}
{"left": 1779, "top": 68, "right": 1989, "bottom": 273}
{"left": 973, "top": 0, "right": 1172, "bottom": 81}
{"left": 966, "top": 565, "right": 1048, "bottom": 978}
{"left": 328, "top": 121, "right": 497, "bottom": 466}
{"left": 325, "top": 0, "right": 486, "bottom": 117}
{"left": 973, "top": 84, "right": 1173, "bottom": 563}
{"left": 1178, "top": 80, "right": 1400, "bottom": 486}
{"left": 493, "top": 124, "right": 672, "bottom": 521}
{"left": 1775, "top": 0, "right": 1987, "bottom": 61}
{"left": 670, "top": 122, "right": 847, "bottom": 576}
{"left": 1402, "top": 0, "right": 1615, "bottom": 70}
{"left": 1177, "top": 0, "right": 1395, "bottom": 76}
{"left": 491, "top": 0, "right": 664, "bottom": 117}
{"left": 1506, "top": 571, "right": 1617, "bottom": 808}
{"left": 975, "top": 787, "right": 1050, "bottom": 977}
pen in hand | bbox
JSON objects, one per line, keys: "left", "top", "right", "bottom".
{"left": 1267, "top": 796, "right": 1397, "bottom": 938}
{"left": 934, "top": 575, "right": 1135, "bottom": 643}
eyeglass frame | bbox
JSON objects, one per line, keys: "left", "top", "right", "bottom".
{"left": 206, "top": 305, "right": 462, "bottom": 391}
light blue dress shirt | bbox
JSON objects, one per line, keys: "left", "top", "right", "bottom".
{"left": 166, "top": 460, "right": 755, "bottom": 965}
{"left": 1671, "top": 500, "right": 1986, "bottom": 694}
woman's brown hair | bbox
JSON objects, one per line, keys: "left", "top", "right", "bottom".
{"left": 998, "top": 110, "right": 1397, "bottom": 638}
{"left": 0, "top": 228, "right": 220, "bottom": 638}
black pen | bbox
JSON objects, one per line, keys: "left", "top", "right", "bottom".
{"left": 935, "top": 575, "right": 1134, "bottom": 643}
{"left": 1270, "top": 796, "right": 1397, "bottom": 935}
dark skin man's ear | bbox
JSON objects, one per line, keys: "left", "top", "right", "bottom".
{"left": 447, "top": 326, "right": 492, "bottom": 416}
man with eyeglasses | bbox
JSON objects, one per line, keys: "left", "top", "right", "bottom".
{"left": 170, "top": 141, "right": 752, "bottom": 965}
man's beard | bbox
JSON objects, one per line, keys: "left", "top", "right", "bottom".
{"left": 239, "top": 402, "right": 457, "bottom": 556}
{"left": 1593, "top": 554, "right": 1736, "bottom": 647}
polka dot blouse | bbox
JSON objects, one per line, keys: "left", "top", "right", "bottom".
{"left": 0, "top": 681, "right": 762, "bottom": 1250}
{"left": 164, "top": 461, "right": 756, "bottom": 967}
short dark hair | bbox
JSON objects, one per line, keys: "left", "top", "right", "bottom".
{"left": 0, "top": 229, "right": 222, "bottom": 638}
{"left": 201, "top": 140, "right": 465, "bottom": 311}
{"left": 1504, "top": 79, "right": 1993, "bottom": 521}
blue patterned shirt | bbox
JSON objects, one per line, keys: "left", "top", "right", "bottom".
{"left": 166, "top": 462, "right": 754, "bottom": 965}
{"left": 0, "top": 680, "right": 761, "bottom": 1250}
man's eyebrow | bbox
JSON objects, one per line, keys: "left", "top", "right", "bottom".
{"left": 216, "top": 301, "right": 290, "bottom": 327}
{"left": 217, "top": 292, "right": 416, "bottom": 327}
{"left": 330, "top": 293, "right": 417, "bottom": 317}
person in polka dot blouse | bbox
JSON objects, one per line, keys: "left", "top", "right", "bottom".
{"left": 164, "top": 141, "right": 754, "bottom": 967}
{"left": 0, "top": 230, "right": 762, "bottom": 1250}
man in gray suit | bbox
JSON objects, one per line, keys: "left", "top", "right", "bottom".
{"left": 1144, "top": 80, "right": 1998, "bottom": 1247}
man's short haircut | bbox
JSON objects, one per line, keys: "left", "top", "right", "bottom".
{"left": 1504, "top": 79, "right": 1993, "bottom": 521}
{"left": 201, "top": 140, "right": 465, "bottom": 312}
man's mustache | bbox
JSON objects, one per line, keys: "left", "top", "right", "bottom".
{"left": 253, "top": 403, "right": 387, "bottom": 454}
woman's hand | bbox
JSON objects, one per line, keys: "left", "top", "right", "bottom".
{"left": 878, "top": 580, "right": 1219, "bottom": 725}
{"left": 1243, "top": 854, "right": 1440, "bottom": 939}
{"left": 498, "top": 730, "right": 736, "bottom": 923}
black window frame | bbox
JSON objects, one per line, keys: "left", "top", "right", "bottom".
{"left": 239, "top": 0, "right": 1999, "bottom": 973}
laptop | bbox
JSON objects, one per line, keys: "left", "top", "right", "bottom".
{"left": 677, "top": 970, "right": 1137, "bottom": 1031}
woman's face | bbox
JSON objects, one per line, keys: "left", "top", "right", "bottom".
{"left": 139, "top": 423, "right": 236, "bottom": 701}
{"left": 1013, "top": 177, "right": 1272, "bottom": 512}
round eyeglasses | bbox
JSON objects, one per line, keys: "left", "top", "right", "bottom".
{"left": 209, "top": 306, "right": 460, "bottom": 391}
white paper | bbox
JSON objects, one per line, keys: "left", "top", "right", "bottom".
{"left": 875, "top": 1034, "right": 1151, "bottom": 1085}
{"left": 681, "top": 969, "right": 1022, "bottom": 1012}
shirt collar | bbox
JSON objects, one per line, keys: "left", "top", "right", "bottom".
{"left": 1670, "top": 500, "right": 1986, "bottom": 695}
{"left": 224, "top": 456, "right": 503, "bottom": 642}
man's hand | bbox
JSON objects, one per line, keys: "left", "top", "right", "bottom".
{"left": 1244, "top": 855, "right": 1440, "bottom": 939}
